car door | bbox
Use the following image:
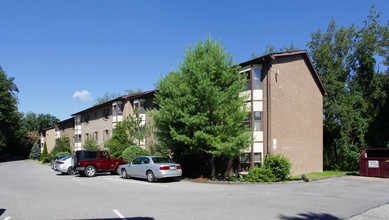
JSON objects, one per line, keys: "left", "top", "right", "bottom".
{"left": 139, "top": 157, "right": 151, "bottom": 178}
{"left": 128, "top": 157, "right": 142, "bottom": 177}
{"left": 96, "top": 151, "right": 111, "bottom": 170}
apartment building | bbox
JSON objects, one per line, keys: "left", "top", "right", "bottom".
{"left": 71, "top": 90, "right": 156, "bottom": 152}
{"left": 40, "top": 50, "right": 325, "bottom": 175}
{"left": 239, "top": 50, "right": 327, "bottom": 175}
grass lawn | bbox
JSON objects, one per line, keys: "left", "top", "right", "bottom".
{"left": 290, "top": 171, "right": 357, "bottom": 180}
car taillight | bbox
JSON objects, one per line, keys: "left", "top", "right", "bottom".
{"left": 56, "top": 161, "right": 65, "bottom": 164}
{"left": 177, "top": 165, "right": 181, "bottom": 170}
{"left": 160, "top": 166, "right": 170, "bottom": 170}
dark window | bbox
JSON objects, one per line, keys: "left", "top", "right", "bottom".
{"left": 132, "top": 158, "right": 141, "bottom": 165}
{"left": 99, "top": 152, "right": 109, "bottom": 159}
{"left": 141, "top": 157, "right": 150, "bottom": 164}
{"left": 152, "top": 157, "right": 170, "bottom": 163}
{"left": 103, "top": 108, "right": 110, "bottom": 119}
{"left": 84, "top": 115, "right": 89, "bottom": 123}
{"left": 85, "top": 151, "right": 98, "bottom": 160}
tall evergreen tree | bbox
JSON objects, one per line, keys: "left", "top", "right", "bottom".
{"left": 153, "top": 36, "right": 252, "bottom": 178}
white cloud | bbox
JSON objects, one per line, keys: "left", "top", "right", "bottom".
{"left": 72, "top": 90, "right": 93, "bottom": 102}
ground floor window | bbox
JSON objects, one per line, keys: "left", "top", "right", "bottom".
{"left": 240, "top": 152, "right": 262, "bottom": 172}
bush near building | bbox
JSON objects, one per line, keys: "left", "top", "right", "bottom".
{"left": 121, "top": 145, "right": 150, "bottom": 162}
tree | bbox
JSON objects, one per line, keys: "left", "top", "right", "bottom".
{"left": 40, "top": 142, "right": 48, "bottom": 162}
{"left": 50, "top": 136, "right": 71, "bottom": 157}
{"left": 0, "top": 66, "right": 21, "bottom": 155}
{"left": 121, "top": 145, "right": 150, "bottom": 162}
{"left": 94, "top": 92, "right": 122, "bottom": 105}
{"left": 29, "top": 142, "right": 41, "bottom": 160}
{"left": 125, "top": 88, "right": 143, "bottom": 95}
{"left": 104, "top": 110, "right": 151, "bottom": 158}
{"left": 83, "top": 135, "right": 101, "bottom": 151}
{"left": 251, "top": 42, "right": 300, "bottom": 58}
{"left": 21, "top": 112, "right": 59, "bottom": 132}
{"left": 152, "top": 36, "right": 252, "bottom": 178}
{"left": 307, "top": 6, "right": 389, "bottom": 170}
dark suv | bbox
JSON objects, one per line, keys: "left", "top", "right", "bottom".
{"left": 75, "top": 150, "right": 126, "bottom": 177}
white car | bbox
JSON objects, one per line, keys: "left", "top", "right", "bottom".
{"left": 54, "top": 156, "right": 76, "bottom": 175}
{"left": 120, "top": 156, "right": 182, "bottom": 182}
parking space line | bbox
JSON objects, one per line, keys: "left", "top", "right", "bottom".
{"left": 5, "top": 216, "right": 11, "bottom": 220}
{"left": 72, "top": 178, "right": 82, "bottom": 182}
{"left": 113, "top": 209, "right": 126, "bottom": 220}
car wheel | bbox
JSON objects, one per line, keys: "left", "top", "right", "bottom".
{"left": 67, "top": 166, "right": 76, "bottom": 175}
{"left": 121, "top": 169, "right": 128, "bottom": 179}
{"left": 147, "top": 171, "right": 156, "bottom": 183}
{"left": 84, "top": 165, "right": 96, "bottom": 177}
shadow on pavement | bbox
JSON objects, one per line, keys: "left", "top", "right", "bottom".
{"left": 0, "top": 155, "right": 24, "bottom": 163}
{"left": 0, "top": 209, "right": 5, "bottom": 216}
{"left": 279, "top": 212, "right": 339, "bottom": 220}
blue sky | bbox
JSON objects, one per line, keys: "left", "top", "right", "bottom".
{"left": 1, "top": 0, "right": 388, "bottom": 121}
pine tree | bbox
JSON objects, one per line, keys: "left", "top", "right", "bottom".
{"left": 39, "top": 142, "right": 48, "bottom": 162}
{"left": 29, "top": 142, "right": 41, "bottom": 160}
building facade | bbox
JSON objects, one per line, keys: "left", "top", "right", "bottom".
{"left": 40, "top": 50, "right": 325, "bottom": 175}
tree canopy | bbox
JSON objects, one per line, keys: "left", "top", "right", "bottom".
{"left": 152, "top": 36, "right": 252, "bottom": 178}
{"left": 307, "top": 6, "right": 389, "bottom": 170}
{"left": 0, "top": 66, "right": 20, "bottom": 155}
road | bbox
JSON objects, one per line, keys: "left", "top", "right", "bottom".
{"left": 1, "top": 160, "right": 389, "bottom": 220}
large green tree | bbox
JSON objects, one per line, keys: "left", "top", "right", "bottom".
{"left": 0, "top": 66, "right": 21, "bottom": 155}
{"left": 152, "top": 36, "right": 252, "bottom": 178}
{"left": 307, "top": 6, "right": 388, "bottom": 170}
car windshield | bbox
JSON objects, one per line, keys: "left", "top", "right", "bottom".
{"left": 152, "top": 157, "right": 171, "bottom": 164}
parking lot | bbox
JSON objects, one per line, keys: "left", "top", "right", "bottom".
{"left": 1, "top": 160, "right": 389, "bottom": 220}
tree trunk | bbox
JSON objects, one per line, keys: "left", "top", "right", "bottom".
{"left": 211, "top": 155, "right": 216, "bottom": 180}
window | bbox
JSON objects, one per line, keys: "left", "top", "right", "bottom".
{"left": 253, "top": 69, "right": 262, "bottom": 89}
{"left": 103, "top": 108, "right": 110, "bottom": 119}
{"left": 253, "top": 111, "right": 262, "bottom": 131}
{"left": 84, "top": 114, "right": 89, "bottom": 123}
{"left": 75, "top": 134, "right": 81, "bottom": 143}
{"left": 132, "top": 158, "right": 141, "bottom": 164}
{"left": 240, "top": 153, "right": 262, "bottom": 171}
{"left": 99, "top": 152, "right": 109, "bottom": 159}
{"left": 85, "top": 151, "right": 98, "bottom": 160}
{"left": 94, "top": 132, "right": 98, "bottom": 141}
{"left": 118, "top": 103, "right": 123, "bottom": 116}
{"left": 104, "top": 130, "right": 109, "bottom": 141}
{"left": 243, "top": 68, "right": 262, "bottom": 91}
{"left": 85, "top": 133, "right": 89, "bottom": 138}
{"left": 141, "top": 157, "right": 150, "bottom": 164}
{"left": 75, "top": 115, "right": 82, "bottom": 126}
{"left": 113, "top": 105, "right": 117, "bottom": 117}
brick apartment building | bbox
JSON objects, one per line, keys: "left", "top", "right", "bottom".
{"left": 41, "top": 50, "right": 326, "bottom": 175}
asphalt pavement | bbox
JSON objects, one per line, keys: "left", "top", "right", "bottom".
{"left": 1, "top": 160, "right": 389, "bottom": 220}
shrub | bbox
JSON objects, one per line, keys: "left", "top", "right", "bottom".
{"left": 51, "top": 136, "right": 71, "bottom": 156}
{"left": 263, "top": 153, "right": 291, "bottom": 182}
{"left": 241, "top": 166, "right": 275, "bottom": 183}
{"left": 29, "top": 142, "right": 41, "bottom": 160}
{"left": 121, "top": 145, "right": 150, "bottom": 162}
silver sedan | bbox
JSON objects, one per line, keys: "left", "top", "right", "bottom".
{"left": 120, "top": 156, "right": 182, "bottom": 182}
{"left": 54, "top": 156, "right": 76, "bottom": 175}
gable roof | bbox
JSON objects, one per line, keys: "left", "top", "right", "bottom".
{"left": 71, "top": 90, "right": 156, "bottom": 116}
{"left": 239, "top": 50, "right": 328, "bottom": 96}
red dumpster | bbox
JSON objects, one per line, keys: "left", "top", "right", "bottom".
{"left": 359, "top": 148, "right": 389, "bottom": 178}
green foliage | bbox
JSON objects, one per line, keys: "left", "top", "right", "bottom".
{"left": 83, "top": 135, "right": 101, "bottom": 151}
{"left": 0, "top": 66, "right": 21, "bottom": 156}
{"left": 153, "top": 35, "right": 252, "bottom": 178}
{"left": 29, "top": 142, "right": 41, "bottom": 160}
{"left": 240, "top": 153, "right": 291, "bottom": 182}
{"left": 121, "top": 145, "right": 150, "bottom": 162}
{"left": 307, "top": 6, "right": 389, "bottom": 171}
{"left": 105, "top": 111, "right": 151, "bottom": 159}
{"left": 55, "top": 151, "right": 72, "bottom": 156}
{"left": 251, "top": 42, "right": 300, "bottom": 58}
{"left": 39, "top": 142, "right": 48, "bottom": 162}
{"left": 50, "top": 136, "right": 71, "bottom": 157}
{"left": 125, "top": 88, "right": 143, "bottom": 95}
{"left": 241, "top": 166, "right": 275, "bottom": 183}
{"left": 263, "top": 153, "right": 291, "bottom": 181}
{"left": 21, "top": 112, "right": 59, "bottom": 132}
{"left": 94, "top": 92, "right": 122, "bottom": 105}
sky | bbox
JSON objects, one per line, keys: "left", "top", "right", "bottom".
{"left": 1, "top": 0, "right": 388, "bottom": 121}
